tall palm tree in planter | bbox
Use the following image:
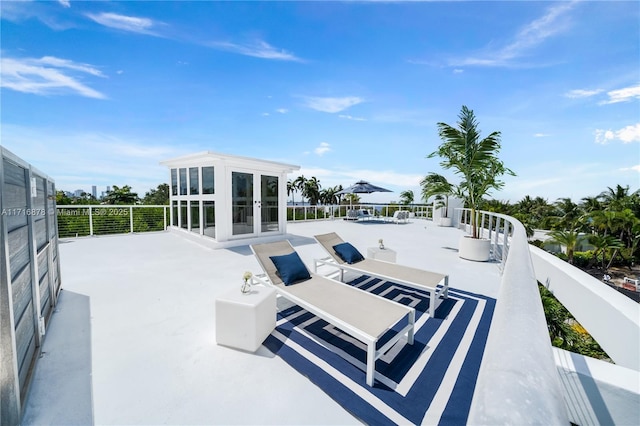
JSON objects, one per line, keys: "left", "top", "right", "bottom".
{"left": 427, "top": 105, "right": 515, "bottom": 261}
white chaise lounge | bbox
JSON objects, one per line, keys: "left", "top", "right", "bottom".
{"left": 250, "top": 240, "right": 415, "bottom": 387}
{"left": 314, "top": 232, "right": 449, "bottom": 318}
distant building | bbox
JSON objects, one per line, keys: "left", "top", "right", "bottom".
{"left": 92, "top": 185, "right": 97, "bottom": 199}
{"left": 73, "top": 189, "right": 84, "bottom": 197}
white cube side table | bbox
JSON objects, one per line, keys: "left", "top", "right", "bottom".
{"left": 367, "top": 247, "right": 397, "bottom": 263}
{"left": 215, "top": 285, "right": 276, "bottom": 352}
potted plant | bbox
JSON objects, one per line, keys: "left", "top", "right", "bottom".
{"left": 427, "top": 105, "right": 515, "bottom": 261}
{"left": 420, "top": 173, "right": 455, "bottom": 227}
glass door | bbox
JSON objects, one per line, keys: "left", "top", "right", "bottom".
{"left": 232, "top": 171, "right": 253, "bottom": 235}
{"left": 261, "top": 175, "right": 279, "bottom": 233}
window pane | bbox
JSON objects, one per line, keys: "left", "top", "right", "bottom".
{"left": 171, "top": 169, "right": 178, "bottom": 196}
{"left": 261, "top": 175, "right": 278, "bottom": 232}
{"left": 202, "top": 166, "right": 214, "bottom": 194}
{"left": 232, "top": 172, "right": 253, "bottom": 235}
{"left": 190, "top": 201, "right": 200, "bottom": 233}
{"left": 189, "top": 167, "right": 199, "bottom": 195}
{"left": 203, "top": 201, "right": 215, "bottom": 238}
{"left": 172, "top": 201, "right": 178, "bottom": 226}
{"left": 179, "top": 168, "right": 187, "bottom": 195}
{"left": 180, "top": 201, "right": 188, "bottom": 229}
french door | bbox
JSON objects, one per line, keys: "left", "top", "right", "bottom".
{"left": 231, "top": 171, "right": 279, "bottom": 237}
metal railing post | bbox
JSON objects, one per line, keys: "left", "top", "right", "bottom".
{"left": 129, "top": 206, "right": 134, "bottom": 233}
{"left": 89, "top": 206, "right": 94, "bottom": 236}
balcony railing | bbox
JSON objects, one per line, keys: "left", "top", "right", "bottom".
{"left": 56, "top": 204, "right": 432, "bottom": 238}
{"left": 461, "top": 207, "right": 569, "bottom": 424}
{"left": 286, "top": 204, "right": 432, "bottom": 221}
{"left": 56, "top": 205, "right": 169, "bottom": 238}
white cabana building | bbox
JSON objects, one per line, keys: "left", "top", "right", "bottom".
{"left": 161, "top": 151, "right": 299, "bottom": 243}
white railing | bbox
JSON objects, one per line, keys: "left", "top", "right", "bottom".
{"left": 56, "top": 204, "right": 431, "bottom": 238}
{"left": 465, "top": 208, "right": 569, "bottom": 424}
{"left": 56, "top": 205, "right": 169, "bottom": 238}
{"left": 455, "top": 208, "right": 514, "bottom": 272}
{"left": 286, "top": 204, "right": 432, "bottom": 221}
{"left": 530, "top": 246, "right": 640, "bottom": 372}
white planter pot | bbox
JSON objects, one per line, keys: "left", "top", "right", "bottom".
{"left": 439, "top": 217, "right": 453, "bottom": 227}
{"left": 459, "top": 235, "right": 491, "bottom": 262}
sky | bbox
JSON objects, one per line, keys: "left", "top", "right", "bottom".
{"left": 1, "top": 0, "right": 639, "bottom": 204}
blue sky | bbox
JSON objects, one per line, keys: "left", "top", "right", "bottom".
{"left": 1, "top": 0, "right": 639, "bottom": 203}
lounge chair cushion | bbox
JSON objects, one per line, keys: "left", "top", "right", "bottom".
{"left": 332, "top": 242, "right": 364, "bottom": 264}
{"left": 269, "top": 251, "right": 311, "bottom": 285}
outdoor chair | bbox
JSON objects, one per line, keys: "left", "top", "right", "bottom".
{"left": 250, "top": 239, "right": 415, "bottom": 386}
{"left": 385, "top": 210, "right": 409, "bottom": 224}
{"left": 313, "top": 232, "right": 449, "bottom": 318}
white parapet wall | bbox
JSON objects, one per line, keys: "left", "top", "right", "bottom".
{"left": 469, "top": 215, "right": 568, "bottom": 425}
{"left": 530, "top": 245, "right": 640, "bottom": 372}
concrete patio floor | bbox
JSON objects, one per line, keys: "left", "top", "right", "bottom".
{"left": 21, "top": 218, "right": 501, "bottom": 425}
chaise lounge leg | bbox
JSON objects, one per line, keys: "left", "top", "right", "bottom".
{"left": 366, "top": 343, "right": 375, "bottom": 386}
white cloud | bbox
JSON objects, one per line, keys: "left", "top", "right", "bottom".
{"left": 276, "top": 108, "right": 288, "bottom": 114}
{"left": 303, "top": 96, "right": 364, "bottom": 113}
{"left": 314, "top": 142, "right": 331, "bottom": 156}
{"left": 564, "top": 88, "right": 603, "bottom": 98}
{"left": 534, "top": 133, "right": 550, "bottom": 137}
{"left": 599, "top": 84, "right": 640, "bottom": 105}
{"left": 0, "top": 55, "right": 107, "bottom": 99}
{"left": 616, "top": 123, "right": 640, "bottom": 143}
{"left": 453, "top": 69, "right": 464, "bottom": 74}
{"left": 207, "top": 40, "right": 303, "bottom": 62}
{"left": 451, "top": 1, "right": 578, "bottom": 67}
{"left": 339, "top": 114, "right": 367, "bottom": 121}
{"left": 619, "top": 165, "right": 640, "bottom": 173}
{"left": 1, "top": 125, "right": 183, "bottom": 194}
{"left": 58, "top": 0, "right": 70, "bottom": 8}
{"left": 595, "top": 123, "right": 640, "bottom": 144}
{"left": 261, "top": 112, "right": 270, "bottom": 116}
{"left": 86, "top": 12, "right": 159, "bottom": 36}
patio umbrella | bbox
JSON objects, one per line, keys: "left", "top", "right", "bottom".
{"left": 337, "top": 180, "right": 392, "bottom": 208}
{"left": 337, "top": 180, "right": 393, "bottom": 195}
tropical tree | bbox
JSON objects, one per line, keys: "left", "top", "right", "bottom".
{"left": 343, "top": 193, "right": 361, "bottom": 206}
{"left": 539, "top": 285, "right": 578, "bottom": 349}
{"left": 420, "top": 173, "right": 455, "bottom": 218}
{"left": 427, "top": 105, "right": 515, "bottom": 238}
{"left": 319, "top": 186, "right": 341, "bottom": 205}
{"left": 303, "top": 177, "right": 321, "bottom": 205}
{"left": 588, "top": 234, "right": 624, "bottom": 269}
{"left": 142, "top": 183, "right": 169, "bottom": 205}
{"left": 399, "top": 190, "right": 414, "bottom": 205}
{"left": 287, "top": 179, "right": 296, "bottom": 205}
{"left": 103, "top": 185, "right": 139, "bottom": 204}
{"left": 293, "top": 175, "right": 306, "bottom": 204}
{"left": 547, "top": 229, "right": 580, "bottom": 264}
{"left": 551, "top": 197, "right": 583, "bottom": 231}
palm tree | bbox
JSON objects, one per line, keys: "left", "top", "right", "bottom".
{"left": 428, "top": 105, "right": 515, "bottom": 239}
{"left": 552, "top": 197, "right": 582, "bottom": 231}
{"left": 399, "top": 190, "right": 414, "bottom": 206}
{"left": 547, "top": 229, "right": 580, "bottom": 264}
{"left": 588, "top": 234, "right": 624, "bottom": 269}
{"left": 303, "top": 177, "right": 321, "bottom": 205}
{"left": 599, "top": 184, "right": 633, "bottom": 211}
{"left": 287, "top": 179, "right": 296, "bottom": 205}
{"left": 293, "top": 175, "right": 306, "bottom": 205}
{"left": 420, "top": 173, "right": 455, "bottom": 218}
{"left": 319, "top": 186, "right": 340, "bottom": 205}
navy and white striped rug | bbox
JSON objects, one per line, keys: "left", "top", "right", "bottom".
{"left": 262, "top": 276, "right": 496, "bottom": 425}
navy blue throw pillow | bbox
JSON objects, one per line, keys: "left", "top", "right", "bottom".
{"left": 269, "top": 251, "right": 311, "bottom": 286}
{"left": 332, "top": 242, "right": 364, "bottom": 264}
